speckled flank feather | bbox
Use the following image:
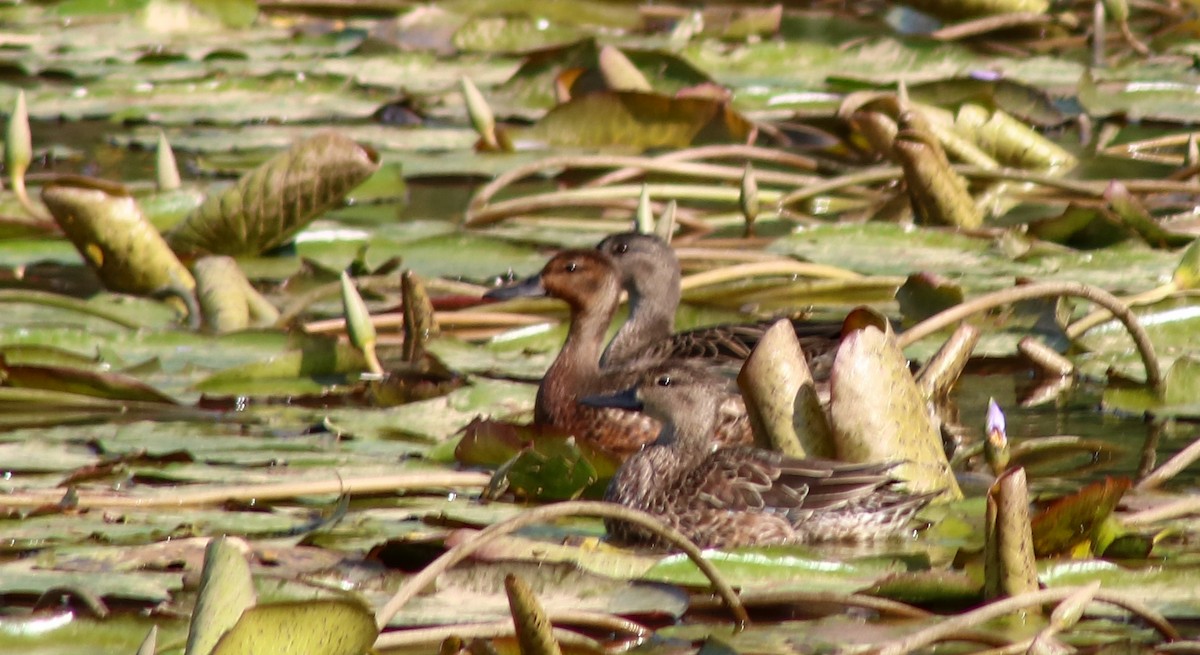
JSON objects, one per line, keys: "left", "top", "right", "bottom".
{"left": 595, "top": 232, "right": 843, "bottom": 378}
{"left": 597, "top": 361, "right": 932, "bottom": 548}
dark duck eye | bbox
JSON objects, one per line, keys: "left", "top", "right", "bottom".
{"left": 656, "top": 374, "right": 672, "bottom": 387}
{"left": 565, "top": 261, "right": 578, "bottom": 273}
{"left": 616, "top": 242, "right": 629, "bottom": 254}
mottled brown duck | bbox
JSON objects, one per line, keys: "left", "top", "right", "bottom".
{"left": 595, "top": 231, "right": 843, "bottom": 377}
{"left": 484, "top": 250, "right": 752, "bottom": 458}
{"left": 582, "top": 361, "right": 931, "bottom": 548}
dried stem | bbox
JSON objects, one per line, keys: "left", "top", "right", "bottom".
{"left": 870, "top": 586, "right": 1178, "bottom": 655}
{"left": 896, "top": 281, "right": 1162, "bottom": 394}
{"left": 1136, "top": 431, "right": 1200, "bottom": 491}
{"left": 0, "top": 471, "right": 490, "bottom": 509}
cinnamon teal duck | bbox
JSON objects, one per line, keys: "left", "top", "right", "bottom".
{"left": 484, "top": 250, "right": 753, "bottom": 458}
{"left": 582, "top": 361, "right": 931, "bottom": 548}
{"left": 595, "top": 232, "right": 843, "bottom": 377}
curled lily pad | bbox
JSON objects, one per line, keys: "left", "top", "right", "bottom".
{"left": 829, "top": 310, "right": 962, "bottom": 499}
{"left": 984, "top": 468, "right": 1038, "bottom": 599}
{"left": 168, "top": 132, "right": 380, "bottom": 257}
{"left": 41, "top": 177, "right": 196, "bottom": 298}
{"left": 737, "top": 319, "right": 833, "bottom": 458}
{"left": 194, "top": 256, "right": 279, "bottom": 333}
{"left": 186, "top": 537, "right": 256, "bottom": 655}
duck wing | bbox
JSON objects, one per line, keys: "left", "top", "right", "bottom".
{"left": 687, "top": 449, "right": 902, "bottom": 514}
{"left": 635, "top": 319, "right": 843, "bottom": 369}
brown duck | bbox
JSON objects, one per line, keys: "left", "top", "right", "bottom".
{"left": 485, "top": 250, "right": 752, "bottom": 458}
{"left": 583, "top": 361, "right": 931, "bottom": 548}
{"left": 595, "top": 231, "right": 843, "bottom": 377}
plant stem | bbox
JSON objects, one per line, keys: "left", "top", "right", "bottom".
{"left": 896, "top": 281, "right": 1162, "bottom": 394}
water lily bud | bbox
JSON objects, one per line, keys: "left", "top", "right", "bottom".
{"left": 985, "top": 398, "right": 1010, "bottom": 475}
{"left": 740, "top": 162, "right": 759, "bottom": 237}
{"left": 635, "top": 184, "right": 654, "bottom": 234}
{"left": 655, "top": 199, "right": 677, "bottom": 242}
{"left": 461, "top": 76, "right": 499, "bottom": 151}
{"left": 5, "top": 90, "right": 31, "bottom": 184}
{"left": 156, "top": 129, "right": 181, "bottom": 191}
{"left": 340, "top": 271, "right": 383, "bottom": 375}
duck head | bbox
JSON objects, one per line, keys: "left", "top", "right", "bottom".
{"left": 485, "top": 249, "right": 621, "bottom": 313}
{"left": 582, "top": 361, "right": 729, "bottom": 444}
{"left": 595, "top": 232, "right": 680, "bottom": 304}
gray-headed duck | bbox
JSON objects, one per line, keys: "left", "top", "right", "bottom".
{"left": 583, "top": 361, "right": 931, "bottom": 548}
{"left": 595, "top": 231, "right": 842, "bottom": 377}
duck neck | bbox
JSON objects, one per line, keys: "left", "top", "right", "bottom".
{"left": 536, "top": 293, "right": 616, "bottom": 423}
{"left": 602, "top": 271, "right": 680, "bottom": 365}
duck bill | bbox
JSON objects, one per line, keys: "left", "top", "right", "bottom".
{"left": 580, "top": 386, "right": 642, "bottom": 411}
{"left": 484, "top": 275, "right": 545, "bottom": 301}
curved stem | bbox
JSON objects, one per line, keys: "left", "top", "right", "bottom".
{"left": 680, "top": 260, "right": 864, "bottom": 291}
{"left": 0, "top": 471, "right": 490, "bottom": 509}
{"left": 374, "top": 501, "right": 747, "bottom": 631}
{"left": 374, "top": 610, "right": 648, "bottom": 651}
{"left": 779, "top": 167, "right": 904, "bottom": 208}
{"left": 689, "top": 589, "right": 931, "bottom": 619}
{"left": 871, "top": 586, "right": 1178, "bottom": 655}
{"left": 468, "top": 153, "right": 818, "bottom": 216}
{"left": 464, "top": 184, "right": 783, "bottom": 228}
{"left": 375, "top": 621, "right": 603, "bottom": 652}
{"left": 584, "top": 144, "right": 820, "bottom": 189}
{"left": 896, "top": 281, "right": 1162, "bottom": 394}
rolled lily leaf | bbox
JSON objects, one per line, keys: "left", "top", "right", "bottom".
{"left": 185, "top": 537, "right": 256, "bottom": 655}
{"left": 168, "top": 131, "right": 380, "bottom": 256}
{"left": 41, "top": 177, "right": 197, "bottom": 297}
{"left": 954, "top": 104, "right": 1076, "bottom": 173}
{"left": 737, "top": 319, "right": 834, "bottom": 458}
{"left": 829, "top": 308, "right": 961, "bottom": 499}
{"left": 894, "top": 117, "right": 983, "bottom": 229}
{"left": 914, "top": 322, "right": 979, "bottom": 401}
{"left": 984, "top": 467, "right": 1038, "bottom": 600}
{"left": 505, "top": 573, "right": 563, "bottom": 655}
{"left": 402, "top": 270, "right": 438, "bottom": 364}
{"left": 194, "top": 256, "right": 279, "bottom": 333}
